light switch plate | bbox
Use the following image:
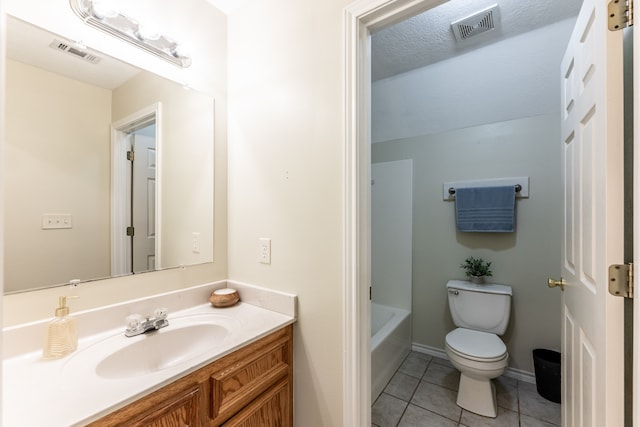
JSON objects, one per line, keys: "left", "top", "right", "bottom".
{"left": 42, "top": 214, "right": 72, "bottom": 230}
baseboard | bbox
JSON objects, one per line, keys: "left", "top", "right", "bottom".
{"left": 412, "top": 342, "right": 448, "bottom": 360}
{"left": 503, "top": 366, "right": 536, "bottom": 384}
{"left": 411, "top": 342, "right": 536, "bottom": 384}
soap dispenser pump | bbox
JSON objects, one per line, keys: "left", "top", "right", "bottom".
{"left": 43, "top": 296, "right": 79, "bottom": 359}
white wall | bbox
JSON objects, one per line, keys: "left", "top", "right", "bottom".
{"left": 372, "top": 18, "right": 576, "bottom": 143}
{"left": 226, "top": 1, "right": 348, "bottom": 425}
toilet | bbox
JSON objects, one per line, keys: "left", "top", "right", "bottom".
{"left": 445, "top": 279, "right": 512, "bottom": 418}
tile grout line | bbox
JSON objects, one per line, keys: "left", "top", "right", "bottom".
{"left": 394, "top": 355, "right": 432, "bottom": 427}
{"left": 412, "top": 358, "right": 465, "bottom": 425}
{"left": 517, "top": 379, "right": 522, "bottom": 427}
{"left": 374, "top": 352, "right": 561, "bottom": 427}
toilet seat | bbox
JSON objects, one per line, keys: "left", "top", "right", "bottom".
{"left": 445, "top": 328, "right": 507, "bottom": 362}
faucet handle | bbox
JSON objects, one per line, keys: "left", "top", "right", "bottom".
{"left": 126, "top": 314, "right": 144, "bottom": 330}
{"left": 153, "top": 307, "right": 168, "bottom": 320}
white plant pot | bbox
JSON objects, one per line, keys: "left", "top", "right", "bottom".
{"left": 470, "top": 275, "right": 485, "bottom": 284}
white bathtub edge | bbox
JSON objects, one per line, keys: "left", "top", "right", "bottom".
{"left": 371, "top": 304, "right": 412, "bottom": 402}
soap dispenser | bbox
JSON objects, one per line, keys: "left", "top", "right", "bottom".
{"left": 43, "top": 296, "right": 79, "bottom": 359}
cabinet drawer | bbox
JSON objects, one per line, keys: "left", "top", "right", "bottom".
{"left": 221, "top": 378, "right": 291, "bottom": 427}
{"left": 91, "top": 384, "right": 201, "bottom": 427}
{"left": 130, "top": 385, "right": 200, "bottom": 427}
{"left": 209, "top": 327, "right": 292, "bottom": 425}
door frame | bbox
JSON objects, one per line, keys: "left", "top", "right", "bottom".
{"left": 343, "top": 0, "right": 447, "bottom": 425}
{"left": 634, "top": 22, "right": 640, "bottom": 427}
{"left": 111, "top": 103, "right": 162, "bottom": 276}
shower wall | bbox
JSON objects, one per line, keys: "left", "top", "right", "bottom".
{"left": 371, "top": 159, "right": 412, "bottom": 312}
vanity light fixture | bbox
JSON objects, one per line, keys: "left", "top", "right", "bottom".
{"left": 69, "top": 0, "right": 192, "bottom": 68}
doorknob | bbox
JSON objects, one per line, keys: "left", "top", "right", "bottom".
{"left": 547, "top": 278, "right": 566, "bottom": 291}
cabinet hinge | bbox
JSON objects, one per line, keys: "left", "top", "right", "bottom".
{"left": 126, "top": 150, "right": 135, "bottom": 161}
{"left": 609, "top": 0, "right": 633, "bottom": 30}
{"left": 126, "top": 226, "right": 135, "bottom": 237}
{"left": 608, "top": 263, "right": 633, "bottom": 298}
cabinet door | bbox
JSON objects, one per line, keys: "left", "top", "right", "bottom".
{"left": 129, "top": 386, "right": 201, "bottom": 427}
{"left": 209, "top": 327, "right": 292, "bottom": 425}
{"left": 221, "top": 379, "right": 291, "bottom": 427}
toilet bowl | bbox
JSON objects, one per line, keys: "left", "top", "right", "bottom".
{"left": 445, "top": 327, "right": 509, "bottom": 417}
{"left": 445, "top": 280, "right": 512, "bottom": 418}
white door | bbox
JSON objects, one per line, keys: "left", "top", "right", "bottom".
{"left": 560, "top": 0, "right": 625, "bottom": 425}
{"left": 132, "top": 133, "right": 156, "bottom": 272}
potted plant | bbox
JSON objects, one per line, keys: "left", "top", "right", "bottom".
{"left": 460, "top": 256, "right": 492, "bottom": 284}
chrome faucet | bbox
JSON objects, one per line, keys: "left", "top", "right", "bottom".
{"left": 125, "top": 308, "right": 169, "bottom": 337}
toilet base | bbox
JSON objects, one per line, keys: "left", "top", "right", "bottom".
{"left": 456, "top": 373, "right": 498, "bottom": 418}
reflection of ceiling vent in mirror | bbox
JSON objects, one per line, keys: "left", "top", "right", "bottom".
{"left": 451, "top": 4, "right": 500, "bottom": 42}
{"left": 49, "top": 39, "right": 102, "bottom": 64}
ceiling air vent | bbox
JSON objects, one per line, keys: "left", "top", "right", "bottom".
{"left": 451, "top": 4, "right": 500, "bottom": 43}
{"left": 49, "top": 39, "right": 102, "bottom": 64}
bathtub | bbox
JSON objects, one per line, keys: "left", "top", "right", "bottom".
{"left": 371, "top": 303, "right": 412, "bottom": 401}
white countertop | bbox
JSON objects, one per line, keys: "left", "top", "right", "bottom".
{"left": 2, "top": 282, "right": 296, "bottom": 427}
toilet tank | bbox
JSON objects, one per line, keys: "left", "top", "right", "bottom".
{"left": 447, "top": 280, "right": 512, "bottom": 335}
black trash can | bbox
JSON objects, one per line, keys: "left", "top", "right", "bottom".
{"left": 532, "top": 349, "right": 561, "bottom": 403}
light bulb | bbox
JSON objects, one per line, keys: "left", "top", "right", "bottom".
{"left": 90, "top": 0, "right": 118, "bottom": 20}
{"left": 136, "top": 23, "right": 161, "bottom": 41}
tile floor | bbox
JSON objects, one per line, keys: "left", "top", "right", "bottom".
{"left": 372, "top": 351, "right": 561, "bottom": 427}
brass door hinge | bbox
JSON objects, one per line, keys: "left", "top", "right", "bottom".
{"left": 127, "top": 150, "right": 135, "bottom": 161}
{"left": 609, "top": 263, "right": 633, "bottom": 298}
{"left": 609, "top": 0, "right": 633, "bottom": 30}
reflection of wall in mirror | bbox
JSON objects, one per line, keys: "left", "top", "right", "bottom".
{"left": 4, "top": 59, "right": 112, "bottom": 292}
{"left": 112, "top": 72, "right": 215, "bottom": 268}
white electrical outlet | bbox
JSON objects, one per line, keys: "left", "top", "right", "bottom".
{"left": 192, "top": 232, "right": 200, "bottom": 254}
{"left": 259, "top": 238, "right": 271, "bottom": 264}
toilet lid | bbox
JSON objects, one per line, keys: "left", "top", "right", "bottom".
{"left": 446, "top": 328, "right": 507, "bottom": 360}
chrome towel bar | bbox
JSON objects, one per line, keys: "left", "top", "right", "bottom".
{"left": 448, "top": 184, "right": 522, "bottom": 196}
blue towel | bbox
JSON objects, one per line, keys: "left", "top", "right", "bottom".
{"left": 455, "top": 186, "right": 516, "bottom": 232}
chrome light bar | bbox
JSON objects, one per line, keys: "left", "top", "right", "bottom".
{"left": 69, "top": 0, "right": 191, "bottom": 68}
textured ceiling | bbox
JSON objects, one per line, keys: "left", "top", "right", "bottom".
{"left": 372, "top": 0, "right": 583, "bottom": 81}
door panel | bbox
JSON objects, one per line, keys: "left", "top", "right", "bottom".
{"left": 560, "top": 0, "right": 624, "bottom": 425}
{"left": 132, "top": 133, "right": 156, "bottom": 273}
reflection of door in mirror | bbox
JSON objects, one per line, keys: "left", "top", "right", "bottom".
{"left": 111, "top": 107, "right": 159, "bottom": 277}
{"left": 131, "top": 126, "right": 156, "bottom": 273}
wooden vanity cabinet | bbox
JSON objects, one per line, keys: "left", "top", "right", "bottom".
{"left": 89, "top": 325, "right": 293, "bottom": 427}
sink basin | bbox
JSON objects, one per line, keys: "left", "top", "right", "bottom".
{"left": 63, "top": 313, "right": 241, "bottom": 380}
{"left": 96, "top": 323, "right": 229, "bottom": 379}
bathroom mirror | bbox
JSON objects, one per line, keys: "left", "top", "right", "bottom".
{"left": 4, "top": 16, "right": 215, "bottom": 294}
